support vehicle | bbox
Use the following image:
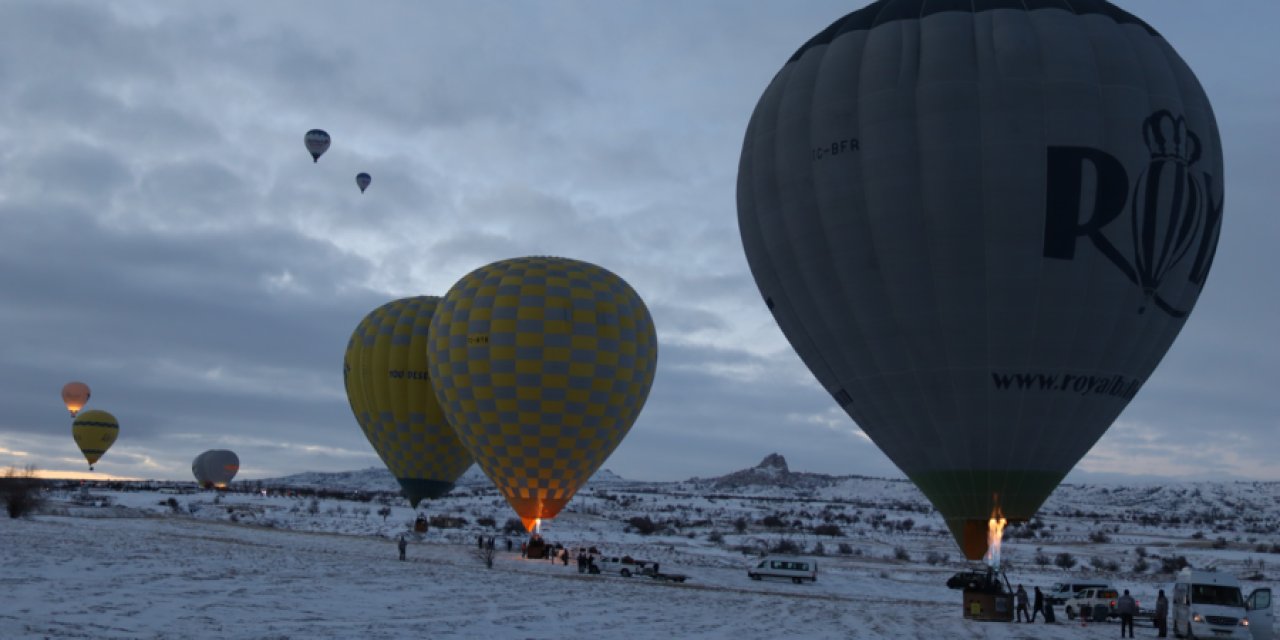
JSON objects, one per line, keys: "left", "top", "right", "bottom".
{"left": 1171, "top": 569, "right": 1273, "bottom": 640}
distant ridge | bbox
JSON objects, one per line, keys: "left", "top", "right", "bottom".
{"left": 684, "top": 453, "right": 891, "bottom": 492}
{"left": 258, "top": 465, "right": 634, "bottom": 493}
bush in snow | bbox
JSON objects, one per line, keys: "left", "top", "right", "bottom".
{"left": 769, "top": 537, "right": 801, "bottom": 554}
{"left": 2, "top": 465, "right": 44, "bottom": 518}
{"left": 812, "top": 524, "right": 842, "bottom": 537}
{"left": 627, "top": 516, "right": 657, "bottom": 535}
{"left": 925, "top": 551, "right": 947, "bottom": 566}
{"left": 429, "top": 514, "right": 468, "bottom": 529}
{"left": 1054, "top": 553, "right": 1077, "bottom": 569}
{"left": 707, "top": 530, "right": 724, "bottom": 543}
{"left": 1159, "top": 555, "right": 1190, "bottom": 574}
{"left": 892, "top": 546, "right": 910, "bottom": 562}
{"left": 502, "top": 518, "right": 525, "bottom": 536}
{"left": 838, "top": 542, "right": 854, "bottom": 555}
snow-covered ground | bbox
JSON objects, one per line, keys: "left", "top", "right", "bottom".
{"left": 4, "top": 468, "right": 1277, "bottom": 639}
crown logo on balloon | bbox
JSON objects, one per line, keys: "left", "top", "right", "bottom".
{"left": 1142, "top": 110, "right": 1201, "bottom": 165}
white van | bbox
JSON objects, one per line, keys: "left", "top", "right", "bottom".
{"left": 747, "top": 556, "right": 818, "bottom": 584}
{"left": 1171, "top": 569, "right": 1273, "bottom": 640}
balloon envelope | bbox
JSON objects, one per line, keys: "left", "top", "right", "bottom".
{"left": 356, "top": 172, "right": 371, "bottom": 193}
{"left": 304, "top": 129, "right": 330, "bottom": 162}
{"left": 61, "top": 381, "right": 90, "bottom": 417}
{"left": 344, "top": 296, "right": 473, "bottom": 507}
{"left": 427, "top": 256, "right": 658, "bottom": 531}
{"left": 737, "top": 1, "right": 1221, "bottom": 559}
{"left": 71, "top": 409, "right": 119, "bottom": 469}
{"left": 192, "top": 450, "right": 240, "bottom": 489}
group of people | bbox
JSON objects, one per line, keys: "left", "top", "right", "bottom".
{"left": 1012, "top": 584, "right": 1170, "bottom": 637}
{"left": 1012, "top": 585, "right": 1052, "bottom": 623}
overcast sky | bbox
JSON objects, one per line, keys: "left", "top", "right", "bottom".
{"left": 1, "top": 1, "right": 1276, "bottom": 485}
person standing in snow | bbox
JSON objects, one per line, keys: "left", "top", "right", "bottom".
{"left": 1117, "top": 589, "right": 1138, "bottom": 638}
{"left": 397, "top": 535, "right": 407, "bottom": 561}
{"left": 1015, "top": 584, "right": 1030, "bottom": 622}
{"left": 1154, "top": 589, "right": 1169, "bottom": 637}
{"left": 1032, "top": 586, "right": 1045, "bottom": 622}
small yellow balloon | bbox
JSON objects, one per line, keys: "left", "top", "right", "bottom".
{"left": 72, "top": 409, "right": 118, "bottom": 470}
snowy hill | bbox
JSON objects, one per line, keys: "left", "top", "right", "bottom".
{"left": 10, "top": 454, "right": 1280, "bottom": 639}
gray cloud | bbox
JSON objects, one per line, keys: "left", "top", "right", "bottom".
{"left": 1, "top": 1, "right": 1277, "bottom": 490}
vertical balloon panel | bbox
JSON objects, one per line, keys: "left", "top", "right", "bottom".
{"left": 738, "top": 2, "right": 1221, "bottom": 559}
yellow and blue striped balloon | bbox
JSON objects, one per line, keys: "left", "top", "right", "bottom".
{"left": 428, "top": 256, "right": 658, "bottom": 532}
{"left": 344, "top": 296, "right": 473, "bottom": 507}
{"left": 71, "top": 409, "right": 118, "bottom": 470}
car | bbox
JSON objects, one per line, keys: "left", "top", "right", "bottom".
{"left": 947, "top": 570, "right": 990, "bottom": 590}
{"left": 1064, "top": 586, "right": 1123, "bottom": 621}
{"left": 597, "top": 555, "right": 654, "bottom": 578}
{"left": 1046, "top": 581, "right": 1111, "bottom": 606}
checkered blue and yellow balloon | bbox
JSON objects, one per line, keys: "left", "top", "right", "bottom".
{"left": 428, "top": 257, "right": 658, "bottom": 531}
{"left": 344, "top": 296, "right": 473, "bottom": 507}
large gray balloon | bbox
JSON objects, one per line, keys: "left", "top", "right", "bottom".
{"left": 192, "top": 449, "right": 240, "bottom": 489}
{"left": 737, "top": 0, "right": 1221, "bottom": 560}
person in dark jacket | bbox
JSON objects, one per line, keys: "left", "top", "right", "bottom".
{"left": 1117, "top": 589, "right": 1138, "bottom": 638}
{"left": 1032, "top": 586, "right": 1045, "bottom": 622}
{"left": 397, "top": 535, "right": 407, "bottom": 561}
{"left": 1155, "top": 590, "right": 1169, "bottom": 637}
{"left": 1015, "top": 585, "right": 1030, "bottom": 622}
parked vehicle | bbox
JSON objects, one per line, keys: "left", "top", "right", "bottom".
{"left": 597, "top": 555, "right": 654, "bottom": 578}
{"left": 747, "top": 556, "right": 818, "bottom": 584}
{"left": 1046, "top": 580, "right": 1111, "bottom": 606}
{"left": 1171, "top": 569, "right": 1273, "bottom": 640}
{"left": 1064, "top": 587, "right": 1121, "bottom": 621}
{"left": 595, "top": 555, "right": 688, "bottom": 583}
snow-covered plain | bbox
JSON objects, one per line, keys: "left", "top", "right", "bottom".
{"left": 4, "top": 462, "right": 1278, "bottom": 639}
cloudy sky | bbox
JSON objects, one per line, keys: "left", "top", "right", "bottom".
{"left": 1, "top": 1, "right": 1276, "bottom": 485}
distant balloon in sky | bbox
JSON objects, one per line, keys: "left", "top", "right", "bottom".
{"left": 304, "top": 129, "right": 331, "bottom": 163}
{"left": 737, "top": 1, "right": 1222, "bottom": 560}
{"left": 344, "top": 296, "right": 474, "bottom": 508}
{"left": 72, "top": 409, "right": 119, "bottom": 471}
{"left": 61, "top": 381, "right": 90, "bottom": 417}
{"left": 192, "top": 450, "right": 240, "bottom": 489}
{"left": 356, "top": 172, "right": 371, "bottom": 193}
{"left": 427, "top": 256, "right": 658, "bottom": 532}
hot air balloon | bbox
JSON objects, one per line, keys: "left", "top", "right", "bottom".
{"left": 71, "top": 409, "right": 119, "bottom": 470}
{"left": 427, "top": 256, "right": 658, "bottom": 532}
{"left": 304, "top": 129, "right": 330, "bottom": 163}
{"left": 737, "top": 1, "right": 1221, "bottom": 561}
{"left": 192, "top": 450, "right": 240, "bottom": 489}
{"left": 344, "top": 297, "right": 474, "bottom": 508}
{"left": 356, "top": 172, "right": 371, "bottom": 193}
{"left": 61, "top": 381, "right": 90, "bottom": 417}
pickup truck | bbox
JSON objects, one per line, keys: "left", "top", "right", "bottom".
{"left": 1064, "top": 587, "right": 1121, "bottom": 620}
{"left": 596, "top": 556, "right": 688, "bottom": 583}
